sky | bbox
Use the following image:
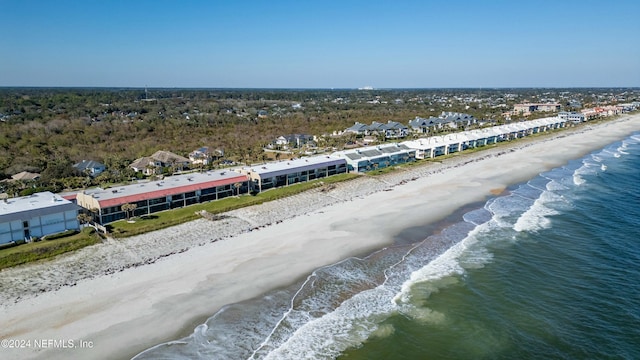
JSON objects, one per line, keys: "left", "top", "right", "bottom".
{"left": 1, "top": 0, "right": 639, "bottom": 88}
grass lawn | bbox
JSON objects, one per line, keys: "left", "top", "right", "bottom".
{"left": 107, "top": 172, "right": 359, "bottom": 238}
{"left": 0, "top": 227, "right": 102, "bottom": 271}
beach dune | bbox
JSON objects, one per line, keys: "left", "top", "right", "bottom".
{"left": 1, "top": 115, "right": 639, "bottom": 360}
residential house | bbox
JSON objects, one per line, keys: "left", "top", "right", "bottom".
{"left": 9, "top": 171, "right": 41, "bottom": 182}
{"left": 408, "top": 116, "right": 447, "bottom": 134}
{"left": 376, "top": 121, "right": 409, "bottom": 139}
{"left": 129, "top": 150, "right": 190, "bottom": 175}
{"left": 345, "top": 121, "right": 409, "bottom": 139}
{"left": 439, "top": 112, "right": 477, "bottom": 128}
{"left": 0, "top": 191, "right": 79, "bottom": 244}
{"left": 73, "top": 160, "right": 106, "bottom": 177}
{"left": 345, "top": 122, "right": 370, "bottom": 136}
{"left": 189, "top": 146, "right": 224, "bottom": 166}
{"left": 269, "top": 134, "right": 316, "bottom": 150}
{"left": 129, "top": 157, "right": 157, "bottom": 175}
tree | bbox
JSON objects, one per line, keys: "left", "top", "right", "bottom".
{"left": 121, "top": 203, "right": 137, "bottom": 220}
{"left": 234, "top": 182, "right": 242, "bottom": 196}
{"left": 77, "top": 213, "right": 93, "bottom": 225}
{"left": 41, "top": 158, "right": 78, "bottom": 183}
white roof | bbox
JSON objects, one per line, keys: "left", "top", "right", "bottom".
{"left": 238, "top": 155, "right": 346, "bottom": 178}
{"left": 0, "top": 192, "right": 77, "bottom": 221}
{"left": 402, "top": 117, "right": 566, "bottom": 151}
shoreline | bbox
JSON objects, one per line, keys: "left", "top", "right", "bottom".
{"left": 1, "top": 115, "right": 639, "bottom": 360}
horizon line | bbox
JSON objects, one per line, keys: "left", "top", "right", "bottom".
{"left": 1, "top": 86, "right": 639, "bottom": 91}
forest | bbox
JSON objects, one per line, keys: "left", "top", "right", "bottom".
{"left": 0, "top": 87, "right": 636, "bottom": 195}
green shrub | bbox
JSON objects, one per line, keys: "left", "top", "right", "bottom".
{"left": 44, "top": 229, "right": 79, "bottom": 241}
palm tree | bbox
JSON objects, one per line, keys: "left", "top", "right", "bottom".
{"left": 234, "top": 182, "right": 242, "bottom": 196}
{"left": 121, "top": 203, "right": 137, "bottom": 220}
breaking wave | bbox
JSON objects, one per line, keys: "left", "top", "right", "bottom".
{"left": 134, "top": 133, "right": 640, "bottom": 360}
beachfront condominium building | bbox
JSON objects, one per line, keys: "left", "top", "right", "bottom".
{"left": 558, "top": 111, "right": 586, "bottom": 123}
{"left": 403, "top": 117, "right": 567, "bottom": 159}
{"left": 513, "top": 103, "right": 561, "bottom": 115}
{"left": 76, "top": 171, "right": 249, "bottom": 224}
{"left": 332, "top": 143, "right": 416, "bottom": 172}
{"left": 236, "top": 155, "right": 348, "bottom": 192}
{"left": 0, "top": 191, "right": 80, "bottom": 245}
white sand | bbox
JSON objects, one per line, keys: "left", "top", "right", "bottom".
{"left": 1, "top": 115, "right": 639, "bottom": 360}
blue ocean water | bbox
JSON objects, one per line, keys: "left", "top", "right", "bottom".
{"left": 134, "top": 132, "right": 640, "bottom": 360}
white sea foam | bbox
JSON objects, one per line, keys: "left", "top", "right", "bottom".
{"left": 398, "top": 306, "right": 446, "bottom": 325}
{"left": 261, "top": 287, "right": 395, "bottom": 360}
{"left": 394, "top": 223, "right": 488, "bottom": 305}
{"left": 370, "top": 323, "right": 396, "bottom": 338}
{"left": 545, "top": 180, "right": 568, "bottom": 191}
{"left": 572, "top": 163, "right": 593, "bottom": 185}
{"left": 513, "top": 191, "right": 560, "bottom": 233}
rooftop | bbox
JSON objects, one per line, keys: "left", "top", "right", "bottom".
{"left": 333, "top": 143, "right": 414, "bottom": 161}
{"left": 0, "top": 191, "right": 74, "bottom": 217}
{"left": 11, "top": 171, "right": 40, "bottom": 181}
{"left": 238, "top": 155, "right": 346, "bottom": 177}
{"left": 80, "top": 171, "right": 248, "bottom": 207}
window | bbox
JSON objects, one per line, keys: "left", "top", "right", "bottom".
{"left": 149, "top": 197, "right": 166, "bottom": 205}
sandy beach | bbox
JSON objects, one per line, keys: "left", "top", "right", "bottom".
{"left": 1, "top": 114, "right": 639, "bottom": 360}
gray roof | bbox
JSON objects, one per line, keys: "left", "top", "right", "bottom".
{"left": 440, "top": 112, "right": 475, "bottom": 123}
{"left": 129, "top": 156, "right": 154, "bottom": 170}
{"left": 151, "top": 150, "right": 189, "bottom": 164}
{"left": 360, "top": 149, "right": 383, "bottom": 157}
{"left": 73, "top": 160, "right": 105, "bottom": 171}
{"left": 346, "top": 122, "right": 369, "bottom": 132}
{"left": 282, "top": 134, "right": 314, "bottom": 142}
{"left": 409, "top": 117, "right": 446, "bottom": 128}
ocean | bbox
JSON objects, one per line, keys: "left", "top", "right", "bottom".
{"left": 134, "top": 132, "right": 640, "bottom": 360}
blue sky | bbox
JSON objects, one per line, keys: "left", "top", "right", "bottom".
{"left": 1, "top": 0, "right": 639, "bottom": 88}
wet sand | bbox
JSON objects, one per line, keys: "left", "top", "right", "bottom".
{"left": 1, "top": 114, "right": 639, "bottom": 360}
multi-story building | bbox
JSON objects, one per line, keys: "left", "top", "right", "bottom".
{"left": 332, "top": 143, "right": 416, "bottom": 172}
{"left": 76, "top": 171, "right": 249, "bottom": 224}
{"left": 0, "top": 192, "right": 79, "bottom": 244}
{"left": 513, "top": 103, "right": 561, "bottom": 115}
{"left": 237, "top": 155, "right": 347, "bottom": 192}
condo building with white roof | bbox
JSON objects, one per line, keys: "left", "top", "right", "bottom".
{"left": 0, "top": 191, "right": 79, "bottom": 244}
{"left": 236, "top": 155, "right": 347, "bottom": 192}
